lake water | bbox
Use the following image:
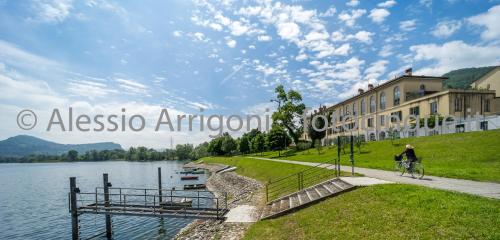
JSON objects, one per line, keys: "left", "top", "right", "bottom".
{"left": 0, "top": 161, "right": 208, "bottom": 239}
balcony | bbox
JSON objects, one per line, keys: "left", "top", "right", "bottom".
{"left": 405, "top": 91, "right": 439, "bottom": 101}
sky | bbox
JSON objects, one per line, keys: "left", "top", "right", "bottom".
{"left": 0, "top": 0, "right": 499, "bottom": 148}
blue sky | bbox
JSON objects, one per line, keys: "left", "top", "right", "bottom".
{"left": 1, "top": 0, "right": 499, "bottom": 148}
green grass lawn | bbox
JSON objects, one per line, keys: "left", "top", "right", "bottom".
{"left": 245, "top": 184, "right": 500, "bottom": 240}
{"left": 253, "top": 130, "right": 500, "bottom": 182}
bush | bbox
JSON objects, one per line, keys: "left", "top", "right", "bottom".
{"left": 296, "top": 141, "right": 312, "bottom": 151}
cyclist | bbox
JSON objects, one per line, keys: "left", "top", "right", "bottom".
{"left": 399, "top": 144, "right": 417, "bottom": 170}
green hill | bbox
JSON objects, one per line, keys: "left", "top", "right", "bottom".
{"left": 0, "top": 135, "right": 122, "bottom": 157}
{"left": 442, "top": 66, "right": 497, "bottom": 89}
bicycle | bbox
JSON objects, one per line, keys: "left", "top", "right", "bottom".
{"left": 394, "top": 155, "right": 424, "bottom": 179}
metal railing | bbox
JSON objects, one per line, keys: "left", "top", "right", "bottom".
{"left": 265, "top": 159, "right": 339, "bottom": 203}
{"left": 70, "top": 187, "right": 229, "bottom": 219}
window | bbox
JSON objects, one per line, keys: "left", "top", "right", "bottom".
{"left": 380, "top": 115, "right": 385, "bottom": 126}
{"left": 360, "top": 99, "right": 366, "bottom": 115}
{"left": 370, "top": 96, "right": 376, "bottom": 113}
{"left": 480, "top": 121, "right": 488, "bottom": 131}
{"left": 419, "top": 84, "right": 426, "bottom": 96}
{"left": 394, "top": 86, "right": 400, "bottom": 106}
{"left": 380, "top": 92, "right": 386, "bottom": 110}
{"left": 456, "top": 124, "right": 465, "bottom": 133}
{"left": 430, "top": 102, "right": 438, "bottom": 114}
{"left": 454, "top": 97, "right": 462, "bottom": 112}
{"left": 379, "top": 132, "right": 386, "bottom": 140}
{"left": 367, "top": 118, "right": 374, "bottom": 128}
{"left": 369, "top": 133, "right": 376, "bottom": 141}
{"left": 352, "top": 103, "right": 356, "bottom": 116}
{"left": 409, "top": 106, "right": 420, "bottom": 116}
{"left": 391, "top": 111, "right": 402, "bottom": 123}
{"left": 485, "top": 99, "right": 491, "bottom": 112}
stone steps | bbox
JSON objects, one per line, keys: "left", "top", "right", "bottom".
{"left": 260, "top": 178, "right": 355, "bottom": 220}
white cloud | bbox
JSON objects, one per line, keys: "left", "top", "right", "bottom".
{"left": 338, "top": 9, "right": 367, "bottom": 27}
{"left": 295, "top": 53, "right": 308, "bottom": 61}
{"left": 257, "top": 35, "right": 272, "bottom": 41}
{"left": 364, "top": 60, "right": 389, "bottom": 81}
{"left": 229, "top": 21, "right": 249, "bottom": 36}
{"left": 349, "top": 31, "right": 374, "bottom": 44}
{"left": 467, "top": 5, "right": 500, "bottom": 40}
{"left": 0, "top": 40, "right": 60, "bottom": 70}
{"left": 378, "top": 0, "right": 397, "bottom": 8}
{"left": 115, "top": 78, "right": 149, "bottom": 95}
{"left": 32, "top": 0, "right": 73, "bottom": 23}
{"left": 277, "top": 22, "right": 301, "bottom": 40}
{"left": 378, "top": 45, "right": 394, "bottom": 57}
{"left": 209, "top": 23, "right": 223, "bottom": 31}
{"left": 369, "top": 8, "right": 390, "bottom": 23}
{"left": 410, "top": 40, "right": 500, "bottom": 75}
{"left": 226, "top": 38, "right": 237, "bottom": 48}
{"left": 331, "top": 31, "right": 344, "bottom": 41}
{"left": 173, "top": 30, "right": 182, "bottom": 37}
{"left": 319, "top": 7, "right": 336, "bottom": 17}
{"left": 431, "top": 20, "right": 461, "bottom": 38}
{"left": 419, "top": 0, "right": 432, "bottom": 8}
{"left": 400, "top": 19, "right": 417, "bottom": 31}
{"left": 346, "top": 0, "right": 360, "bottom": 7}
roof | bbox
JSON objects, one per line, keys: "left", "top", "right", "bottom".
{"left": 442, "top": 66, "right": 499, "bottom": 89}
{"left": 325, "top": 75, "right": 447, "bottom": 111}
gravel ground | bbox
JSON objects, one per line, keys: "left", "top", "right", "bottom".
{"left": 174, "top": 162, "right": 264, "bottom": 240}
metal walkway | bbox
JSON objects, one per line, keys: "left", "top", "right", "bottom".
{"left": 68, "top": 169, "right": 228, "bottom": 240}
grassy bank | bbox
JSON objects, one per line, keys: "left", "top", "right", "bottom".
{"left": 202, "top": 156, "right": 340, "bottom": 183}
{"left": 256, "top": 130, "right": 500, "bottom": 182}
{"left": 245, "top": 184, "right": 500, "bottom": 240}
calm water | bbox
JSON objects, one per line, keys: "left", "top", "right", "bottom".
{"left": 0, "top": 161, "right": 208, "bottom": 239}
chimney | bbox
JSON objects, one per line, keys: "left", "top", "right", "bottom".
{"left": 358, "top": 88, "right": 364, "bottom": 94}
{"left": 368, "top": 84, "right": 374, "bottom": 90}
{"left": 405, "top": 68, "right": 413, "bottom": 76}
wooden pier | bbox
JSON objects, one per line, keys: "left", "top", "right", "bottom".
{"left": 68, "top": 167, "right": 228, "bottom": 240}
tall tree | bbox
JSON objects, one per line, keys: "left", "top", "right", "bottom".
{"left": 307, "top": 113, "right": 326, "bottom": 148}
{"left": 271, "top": 85, "right": 306, "bottom": 146}
{"left": 251, "top": 133, "right": 266, "bottom": 155}
{"left": 221, "top": 135, "right": 237, "bottom": 155}
{"left": 68, "top": 150, "right": 78, "bottom": 161}
{"left": 267, "top": 125, "right": 291, "bottom": 157}
{"left": 238, "top": 135, "right": 251, "bottom": 154}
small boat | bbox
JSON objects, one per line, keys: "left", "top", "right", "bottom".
{"left": 160, "top": 198, "right": 193, "bottom": 208}
{"left": 183, "top": 184, "right": 206, "bottom": 190}
{"left": 177, "top": 170, "right": 205, "bottom": 174}
{"left": 218, "top": 166, "right": 237, "bottom": 173}
{"left": 181, "top": 176, "right": 199, "bottom": 180}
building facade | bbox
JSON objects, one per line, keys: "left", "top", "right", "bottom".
{"left": 304, "top": 67, "right": 500, "bottom": 143}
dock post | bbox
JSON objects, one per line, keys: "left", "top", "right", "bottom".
{"left": 158, "top": 167, "right": 162, "bottom": 203}
{"left": 350, "top": 135, "right": 354, "bottom": 176}
{"left": 337, "top": 136, "right": 341, "bottom": 177}
{"left": 103, "top": 173, "right": 112, "bottom": 239}
{"left": 69, "top": 177, "right": 79, "bottom": 240}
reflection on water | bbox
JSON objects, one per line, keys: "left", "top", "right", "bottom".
{"left": 0, "top": 161, "right": 207, "bottom": 239}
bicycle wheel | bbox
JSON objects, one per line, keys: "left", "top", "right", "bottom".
{"left": 411, "top": 163, "right": 424, "bottom": 179}
{"left": 394, "top": 161, "right": 405, "bottom": 176}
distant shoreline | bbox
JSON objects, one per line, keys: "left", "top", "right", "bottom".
{"left": 0, "top": 158, "right": 187, "bottom": 164}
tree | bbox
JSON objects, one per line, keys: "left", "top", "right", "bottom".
{"left": 271, "top": 85, "right": 306, "bottom": 146}
{"left": 354, "top": 136, "right": 366, "bottom": 154}
{"left": 251, "top": 133, "right": 266, "bottom": 155}
{"left": 221, "top": 135, "right": 237, "bottom": 155}
{"left": 176, "top": 144, "right": 194, "bottom": 160}
{"left": 306, "top": 113, "right": 326, "bottom": 148}
{"left": 238, "top": 135, "right": 251, "bottom": 154}
{"left": 267, "top": 125, "right": 291, "bottom": 157}
{"left": 193, "top": 142, "right": 209, "bottom": 159}
{"left": 208, "top": 136, "right": 224, "bottom": 155}
{"left": 68, "top": 150, "right": 78, "bottom": 161}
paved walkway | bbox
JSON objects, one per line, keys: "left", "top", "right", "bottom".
{"left": 248, "top": 157, "right": 500, "bottom": 199}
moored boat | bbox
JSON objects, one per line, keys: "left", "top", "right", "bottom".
{"left": 183, "top": 184, "right": 206, "bottom": 190}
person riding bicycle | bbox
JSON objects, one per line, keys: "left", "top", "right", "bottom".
{"left": 399, "top": 144, "right": 417, "bottom": 170}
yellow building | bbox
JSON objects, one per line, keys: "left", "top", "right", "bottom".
{"left": 304, "top": 67, "right": 500, "bottom": 143}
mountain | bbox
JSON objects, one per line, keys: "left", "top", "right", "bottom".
{"left": 0, "top": 135, "right": 122, "bottom": 157}
{"left": 442, "top": 66, "right": 497, "bottom": 89}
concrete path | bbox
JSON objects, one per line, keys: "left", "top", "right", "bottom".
{"left": 340, "top": 177, "right": 393, "bottom": 186}
{"left": 224, "top": 205, "right": 259, "bottom": 223}
{"left": 248, "top": 157, "right": 500, "bottom": 199}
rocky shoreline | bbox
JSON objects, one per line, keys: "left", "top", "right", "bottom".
{"left": 174, "top": 162, "right": 264, "bottom": 240}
